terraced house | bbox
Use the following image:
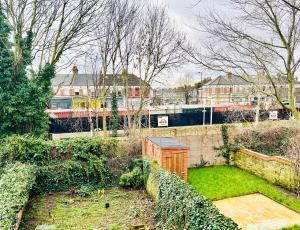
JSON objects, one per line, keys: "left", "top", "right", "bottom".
{"left": 50, "top": 67, "right": 150, "bottom": 110}
{"left": 199, "top": 74, "right": 300, "bottom": 105}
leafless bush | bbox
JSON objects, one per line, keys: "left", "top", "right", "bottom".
{"left": 108, "top": 136, "right": 142, "bottom": 176}
{"left": 234, "top": 126, "right": 300, "bottom": 156}
{"left": 285, "top": 134, "right": 300, "bottom": 197}
{"left": 224, "top": 110, "right": 256, "bottom": 123}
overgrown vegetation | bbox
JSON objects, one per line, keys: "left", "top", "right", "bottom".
{"left": 0, "top": 136, "right": 141, "bottom": 193}
{"left": 282, "top": 226, "right": 300, "bottom": 230}
{"left": 21, "top": 188, "right": 156, "bottom": 230}
{"left": 188, "top": 166, "right": 300, "bottom": 213}
{"left": 218, "top": 125, "right": 231, "bottom": 163}
{"left": 286, "top": 133, "right": 300, "bottom": 197}
{"left": 234, "top": 126, "right": 300, "bottom": 156}
{"left": 143, "top": 158, "right": 238, "bottom": 230}
{"left": 119, "top": 159, "right": 144, "bottom": 188}
{"left": 0, "top": 163, "right": 36, "bottom": 229}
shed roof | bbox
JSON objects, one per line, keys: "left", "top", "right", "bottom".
{"left": 147, "top": 137, "right": 189, "bottom": 149}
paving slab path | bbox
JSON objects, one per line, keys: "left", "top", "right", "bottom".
{"left": 213, "top": 193, "right": 300, "bottom": 230}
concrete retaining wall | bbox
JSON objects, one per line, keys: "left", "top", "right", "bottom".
{"left": 142, "top": 120, "right": 295, "bottom": 168}
{"left": 143, "top": 125, "right": 227, "bottom": 167}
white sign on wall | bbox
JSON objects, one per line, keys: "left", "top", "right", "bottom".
{"left": 158, "top": 116, "right": 169, "bottom": 127}
{"left": 269, "top": 111, "right": 278, "bottom": 120}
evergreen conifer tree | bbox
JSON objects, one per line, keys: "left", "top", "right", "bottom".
{"left": 0, "top": 6, "right": 14, "bottom": 134}
{"left": 0, "top": 5, "right": 55, "bottom": 137}
{"left": 111, "top": 90, "right": 119, "bottom": 137}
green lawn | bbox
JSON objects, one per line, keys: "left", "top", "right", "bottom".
{"left": 188, "top": 166, "right": 300, "bottom": 213}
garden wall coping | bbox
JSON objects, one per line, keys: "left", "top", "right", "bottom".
{"left": 238, "top": 148, "right": 292, "bottom": 165}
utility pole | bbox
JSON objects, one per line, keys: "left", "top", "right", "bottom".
{"left": 210, "top": 99, "right": 213, "bottom": 125}
{"left": 203, "top": 104, "right": 206, "bottom": 125}
{"left": 148, "top": 106, "right": 151, "bottom": 129}
{"left": 197, "top": 71, "right": 203, "bottom": 104}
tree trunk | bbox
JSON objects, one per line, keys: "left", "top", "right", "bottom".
{"left": 288, "top": 77, "right": 300, "bottom": 120}
{"left": 255, "top": 94, "right": 260, "bottom": 126}
{"left": 102, "top": 73, "right": 107, "bottom": 136}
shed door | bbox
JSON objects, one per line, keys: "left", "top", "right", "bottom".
{"left": 165, "top": 150, "right": 186, "bottom": 180}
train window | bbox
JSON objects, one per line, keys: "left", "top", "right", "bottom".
{"left": 51, "top": 103, "right": 57, "bottom": 109}
{"left": 80, "top": 102, "right": 86, "bottom": 108}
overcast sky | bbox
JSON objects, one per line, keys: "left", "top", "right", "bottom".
{"left": 155, "top": 0, "right": 231, "bottom": 87}
{"left": 59, "top": 0, "right": 231, "bottom": 87}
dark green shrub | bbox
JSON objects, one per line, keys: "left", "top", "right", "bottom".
{"left": 0, "top": 135, "right": 52, "bottom": 167}
{"left": 0, "top": 136, "right": 132, "bottom": 193}
{"left": 78, "top": 185, "right": 95, "bottom": 197}
{"left": 143, "top": 158, "right": 238, "bottom": 230}
{"left": 119, "top": 159, "right": 143, "bottom": 188}
{"left": 0, "top": 163, "right": 36, "bottom": 229}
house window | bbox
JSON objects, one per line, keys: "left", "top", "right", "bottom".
{"left": 135, "top": 87, "right": 140, "bottom": 96}
{"left": 118, "top": 90, "right": 122, "bottom": 96}
{"left": 69, "top": 89, "right": 74, "bottom": 96}
{"left": 75, "top": 92, "right": 80, "bottom": 96}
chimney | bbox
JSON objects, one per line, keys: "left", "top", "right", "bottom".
{"left": 72, "top": 66, "right": 79, "bottom": 75}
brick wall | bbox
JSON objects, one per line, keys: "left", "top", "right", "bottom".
{"left": 232, "top": 148, "right": 295, "bottom": 189}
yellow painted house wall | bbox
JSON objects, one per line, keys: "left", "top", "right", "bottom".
{"left": 72, "top": 98, "right": 101, "bottom": 110}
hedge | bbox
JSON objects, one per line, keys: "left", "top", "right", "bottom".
{"left": 143, "top": 158, "right": 238, "bottom": 230}
{"left": 0, "top": 163, "right": 36, "bottom": 229}
{"left": 0, "top": 136, "right": 135, "bottom": 193}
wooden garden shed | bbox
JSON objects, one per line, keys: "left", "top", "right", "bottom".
{"left": 143, "top": 137, "right": 189, "bottom": 181}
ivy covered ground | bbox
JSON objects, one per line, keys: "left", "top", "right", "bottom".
{"left": 188, "top": 166, "right": 300, "bottom": 213}
{"left": 20, "top": 188, "right": 157, "bottom": 230}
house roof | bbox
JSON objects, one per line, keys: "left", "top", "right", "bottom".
{"left": 205, "top": 74, "right": 292, "bottom": 87}
{"left": 205, "top": 75, "right": 249, "bottom": 86}
{"left": 51, "top": 74, "right": 141, "bottom": 87}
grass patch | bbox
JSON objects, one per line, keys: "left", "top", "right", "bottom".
{"left": 282, "top": 226, "right": 300, "bottom": 230}
{"left": 21, "top": 188, "right": 156, "bottom": 229}
{"left": 188, "top": 166, "right": 300, "bottom": 213}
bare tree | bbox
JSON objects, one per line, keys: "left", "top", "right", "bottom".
{"left": 178, "top": 74, "right": 195, "bottom": 105}
{"left": 118, "top": 0, "right": 141, "bottom": 134}
{"left": 95, "top": 0, "right": 116, "bottom": 135}
{"left": 133, "top": 5, "right": 186, "bottom": 132}
{"left": 189, "top": 0, "right": 300, "bottom": 119}
{"left": 282, "top": 0, "right": 300, "bottom": 11}
{"left": 3, "top": 0, "right": 100, "bottom": 76}
{"left": 93, "top": 0, "right": 137, "bottom": 136}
